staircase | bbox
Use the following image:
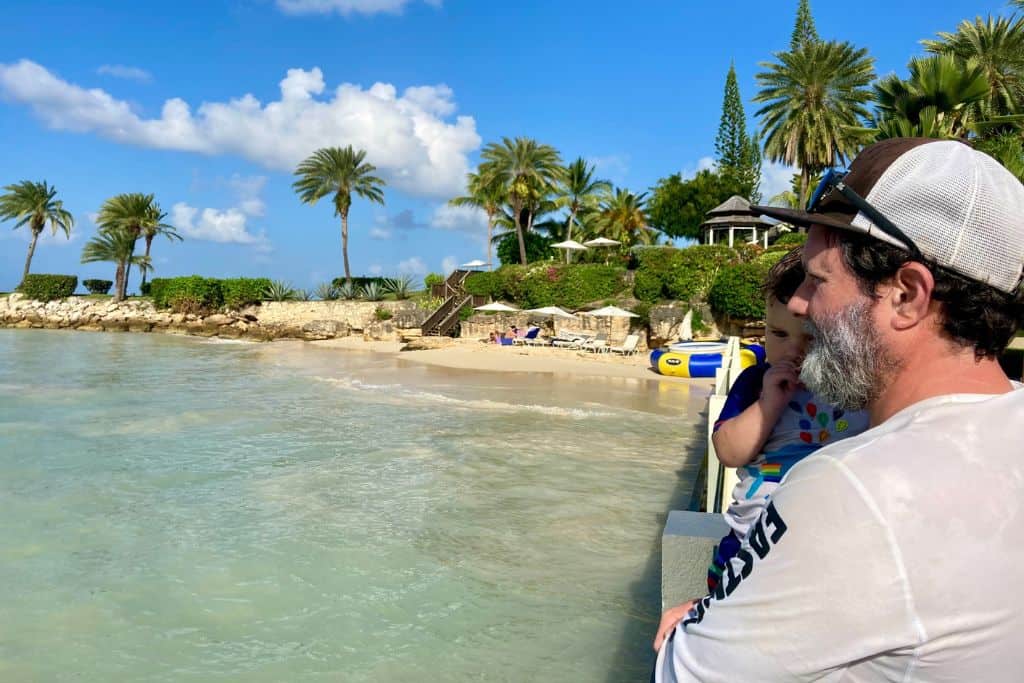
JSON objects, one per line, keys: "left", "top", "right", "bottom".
{"left": 421, "top": 270, "right": 482, "bottom": 336}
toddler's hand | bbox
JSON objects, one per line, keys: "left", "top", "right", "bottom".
{"left": 760, "top": 360, "right": 801, "bottom": 410}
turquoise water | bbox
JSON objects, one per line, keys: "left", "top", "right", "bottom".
{"left": 0, "top": 330, "right": 709, "bottom": 681}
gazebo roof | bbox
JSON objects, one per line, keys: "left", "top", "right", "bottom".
{"left": 700, "top": 195, "right": 774, "bottom": 230}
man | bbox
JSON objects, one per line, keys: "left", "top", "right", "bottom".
{"left": 654, "top": 138, "right": 1024, "bottom": 681}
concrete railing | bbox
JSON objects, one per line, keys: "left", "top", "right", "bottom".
{"left": 662, "top": 336, "right": 746, "bottom": 606}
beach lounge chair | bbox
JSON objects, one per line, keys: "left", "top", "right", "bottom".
{"left": 610, "top": 334, "right": 640, "bottom": 356}
{"left": 580, "top": 332, "right": 609, "bottom": 353}
{"left": 514, "top": 327, "right": 541, "bottom": 345}
{"left": 499, "top": 336, "right": 514, "bottom": 346}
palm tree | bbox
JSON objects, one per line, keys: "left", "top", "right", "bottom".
{"left": 96, "top": 193, "right": 163, "bottom": 299}
{"left": 139, "top": 206, "right": 180, "bottom": 288}
{"left": 555, "top": 158, "right": 611, "bottom": 263}
{"left": 0, "top": 180, "right": 74, "bottom": 286}
{"left": 80, "top": 227, "right": 152, "bottom": 302}
{"left": 755, "top": 40, "right": 876, "bottom": 207}
{"left": 479, "top": 137, "right": 563, "bottom": 265}
{"left": 868, "top": 55, "right": 991, "bottom": 140}
{"left": 596, "top": 188, "right": 653, "bottom": 249}
{"left": 449, "top": 171, "right": 506, "bottom": 269}
{"left": 292, "top": 146, "right": 386, "bottom": 285}
{"left": 922, "top": 15, "right": 1024, "bottom": 118}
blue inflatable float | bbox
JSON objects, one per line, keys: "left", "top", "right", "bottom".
{"left": 649, "top": 341, "right": 765, "bottom": 378}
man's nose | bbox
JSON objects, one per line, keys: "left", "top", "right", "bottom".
{"left": 787, "top": 281, "right": 810, "bottom": 317}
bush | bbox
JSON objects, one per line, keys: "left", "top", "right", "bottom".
{"left": 496, "top": 231, "right": 554, "bottom": 265}
{"left": 263, "top": 280, "right": 297, "bottom": 301}
{"left": 708, "top": 261, "right": 773, "bottom": 320}
{"left": 222, "top": 278, "right": 272, "bottom": 308}
{"left": 139, "top": 281, "right": 152, "bottom": 296}
{"left": 150, "top": 276, "right": 223, "bottom": 312}
{"left": 82, "top": 279, "right": 113, "bottom": 295}
{"left": 360, "top": 282, "right": 385, "bottom": 301}
{"left": 464, "top": 271, "right": 501, "bottom": 298}
{"left": 18, "top": 274, "right": 78, "bottom": 301}
{"left": 465, "top": 263, "right": 625, "bottom": 309}
{"left": 374, "top": 306, "right": 393, "bottom": 321}
{"left": 774, "top": 231, "right": 807, "bottom": 246}
{"left": 331, "top": 276, "right": 386, "bottom": 291}
{"left": 632, "top": 245, "right": 737, "bottom": 302}
{"left": 423, "top": 273, "right": 444, "bottom": 288}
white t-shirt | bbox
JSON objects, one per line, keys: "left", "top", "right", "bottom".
{"left": 657, "top": 387, "right": 1024, "bottom": 682}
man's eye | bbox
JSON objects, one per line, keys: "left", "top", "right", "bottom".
{"left": 771, "top": 331, "right": 788, "bottom": 338}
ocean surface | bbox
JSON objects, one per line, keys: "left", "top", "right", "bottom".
{"left": 0, "top": 330, "right": 710, "bottom": 681}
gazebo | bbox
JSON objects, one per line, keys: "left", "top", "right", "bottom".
{"left": 699, "top": 195, "right": 775, "bottom": 248}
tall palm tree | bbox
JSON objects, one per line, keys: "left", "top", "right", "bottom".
{"left": 449, "top": 171, "right": 506, "bottom": 269}
{"left": 80, "top": 227, "right": 152, "bottom": 302}
{"left": 922, "top": 15, "right": 1024, "bottom": 118}
{"left": 596, "top": 188, "right": 653, "bottom": 249}
{"left": 139, "top": 206, "right": 180, "bottom": 288}
{"left": 479, "top": 137, "right": 563, "bottom": 265}
{"left": 555, "top": 158, "right": 611, "bottom": 263}
{"left": 293, "top": 146, "right": 386, "bottom": 285}
{"left": 755, "top": 40, "right": 876, "bottom": 207}
{"left": 0, "top": 180, "right": 74, "bottom": 286}
{"left": 96, "top": 193, "right": 162, "bottom": 299}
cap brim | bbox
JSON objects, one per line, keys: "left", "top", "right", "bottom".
{"left": 750, "top": 204, "right": 859, "bottom": 233}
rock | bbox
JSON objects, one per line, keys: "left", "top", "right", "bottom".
{"left": 204, "top": 314, "right": 232, "bottom": 326}
{"left": 300, "top": 320, "right": 347, "bottom": 340}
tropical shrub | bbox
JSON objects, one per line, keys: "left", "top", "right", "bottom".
{"left": 150, "top": 276, "right": 223, "bottom": 312}
{"left": 464, "top": 271, "right": 501, "bottom": 298}
{"left": 314, "top": 282, "right": 338, "bottom": 301}
{"left": 139, "top": 282, "right": 152, "bottom": 296}
{"left": 18, "top": 274, "right": 78, "bottom": 301}
{"left": 82, "top": 279, "right": 113, "bottom": 295}
{"left": 222, "top": 278, "right": 273, "bottom": 308}
{"left": 295, "top": 289, "right": 312, "bottom": 301}
{"left": 360, "top": 281, "right": 384, "bottom": 301}
{"left": 331, "top": 276, "right": 386, "bottom": 291}
{"left": 336, "top": 280, "right": 358, "bottom": 300}
{"left": 464, "top": 264, "right": 624, "bottom": 309}
{"left": 774, "top": 232, "right": 807, "bottom": 246}
{"left": 374, "top": 305, "right": 393, "bottom": 321}
{"left": 496, "top": 231, "right": 554, "bottom": 265}
{"left": 708, "top": 260, "right": 774, "bottom": 320}
{"left": 632, "top": 245, "right": 737, "bottom": 302}
{"left": 383, "top": 275, "right": 414, "bottom": 300}
{"left": 263, "top": 280, "right": 297, "bottom": 301}
{"left": 423, "top": 272, "right": 444, "bottom": 288}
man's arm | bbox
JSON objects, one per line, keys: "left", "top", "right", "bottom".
{"left": 656, "top": 456, "right": 921, "bottom": 682}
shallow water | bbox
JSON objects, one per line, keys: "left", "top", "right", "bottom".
{"left": 0, "top": 330, "right": 709, "bottom": 681}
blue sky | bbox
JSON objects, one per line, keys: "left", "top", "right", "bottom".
{"left": 0, "top": 0, "right": 1010, "bottom": 292}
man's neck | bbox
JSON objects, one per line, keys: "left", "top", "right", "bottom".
{"left": 870, "top": 342, "right": 1013, "bottom": 426}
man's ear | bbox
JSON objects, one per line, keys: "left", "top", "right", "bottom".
{"left": 887, "top": 262, "right": 935, "bottom": 331}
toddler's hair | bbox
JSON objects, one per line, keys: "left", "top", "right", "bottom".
{"left": 763, "top": 247, "right": 804, "bottom": 304}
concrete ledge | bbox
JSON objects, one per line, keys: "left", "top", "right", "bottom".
{"left": 661, "top": 510, "right": 729, "bottom": 609}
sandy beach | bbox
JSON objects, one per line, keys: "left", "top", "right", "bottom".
{"left": 313, "top": 336, "right": 712, "bottom": 385}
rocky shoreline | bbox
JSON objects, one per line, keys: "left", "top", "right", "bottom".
{"left": 0, "top": 294, "right": 429, "bottom": 342}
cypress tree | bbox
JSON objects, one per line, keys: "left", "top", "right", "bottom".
{"left": 790, "top": 0, "right": 820, "bottom": 50}
{"left": 714, "top": 63, "right": 761, "bottom": 202}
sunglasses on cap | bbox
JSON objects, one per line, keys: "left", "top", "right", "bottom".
{"left": 807, "top": 168, "right": 924, "bottom": 260}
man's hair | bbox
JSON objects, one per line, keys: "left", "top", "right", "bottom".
{"left": 763, "top": 247, "right": 805, "bottom": 304}
{"left": 832, "top": 231, "right": 1024, "bottom": 359}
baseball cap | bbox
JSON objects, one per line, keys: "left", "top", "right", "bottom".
{"left": 751, "top": 137, "right": 1024, "bottom": 294}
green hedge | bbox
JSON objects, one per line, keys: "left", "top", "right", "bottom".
{"left": 632, "top": 245, "right": 738, "bottom": 302}
{"left": 423, "top": 273, "right": 444, "bottom": 288}
{"left": 149, "top": 276, "right": 223, "bottom": 312}
{"left": 82, "top": 279, "right": 113, "bottom": 295}
{"left": 222, "top": 278, "right": 272, "bottom": 309}
{"left": 774, "top": 232, "right": 807, "bottom": 246}
{"left": 708, "top": 260, "right": 774, "bottom": 320}
{"left": 18, "top": 274, "right": 78, "bottom": 301}
{"left": 331, "top": 276, "right": 386, "bottom": 290}
{"left": 464, "top": 264, "right": 625, "bottom": 309}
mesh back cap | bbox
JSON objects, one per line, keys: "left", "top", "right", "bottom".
{"left": 855, "top": 140, "right": 1024, "bottom": 294}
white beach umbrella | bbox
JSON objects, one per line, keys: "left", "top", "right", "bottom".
{"left": 461, "top": 259, "right": 487, "bottom": 269}
{"left": 474, "top": 302, "right": 520, "bottom": 312}
{"left": 551, "top": 239, "right": 588, "bottom": 251}
{"left": 582, "top": 305, "right": 639, "bottom": 318}
{"left": 526, "top": 306, "right": 577, "bottom": 319}
{"left": 582, "top": 237, "right": 620, "bottom": 247}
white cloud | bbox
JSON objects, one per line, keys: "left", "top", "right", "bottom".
{"left": 591, "top": 154, "right": 630, "bottom": 184}
{"left": 441, "top": 256, "right": 456, "bottom": 274}
{"left": 170, "top": 202, "right": 270, "bottom": 250}
{"left": 759, "top": 160, "right": 798, "bottom": 205}
{"left": 397, "top": 256, "right": 427, "bottom": 276}
{"left": 369, "top": 226, "right": 391, "bottom": 240}
{"left": 276, "top": 0, "right": 441, "bottom": 16}
{"left": 227, "top": 174, "right": 267, "bottom": 216}
{"left": 0, "top": 60, "right": 480, "bottom": 198}
{"left": 368, "top": 263, "right": 383, "bottom": 275}
{"left": 680, "top": 156, "right": 718, "bottom": 180}
{"left": 96, "top": 64, "right": 152, "bottom": 83}
{"left": 431, "top": 203, "right": 486, "bottom": 233}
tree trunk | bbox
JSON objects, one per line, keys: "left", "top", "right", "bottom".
{"left": 486, "top": 210, "right": 495, "bottom": 271}
{"left": 341, "top": 212, "right": 352, "bottom": 285}
{"left": 797, "top": 168, "right": 812, "bottom": 233}
{"left": 565, "top": 209, "right": 577, "bottom": 264}
{"left": 113, "top": 261, "right": 126, "bottom": 303}
{"left": 141, "top": 236, "right": 154, "bottom": 287}
{"left": 512, "top": 198, "right": 528, "bottom": 266}
{"left": 122, "top": 236, "right": 139, "bottom": 299}
{"left": 21, "top": 228, "right": 41, "bottom": 287}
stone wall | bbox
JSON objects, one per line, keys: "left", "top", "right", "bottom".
{"left": 0, "top": 294, "right": 429, "bottom": 342}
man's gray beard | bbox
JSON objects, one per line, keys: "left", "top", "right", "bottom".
{"left": 800, "top": 299, "right": 898, "bottom": 411}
